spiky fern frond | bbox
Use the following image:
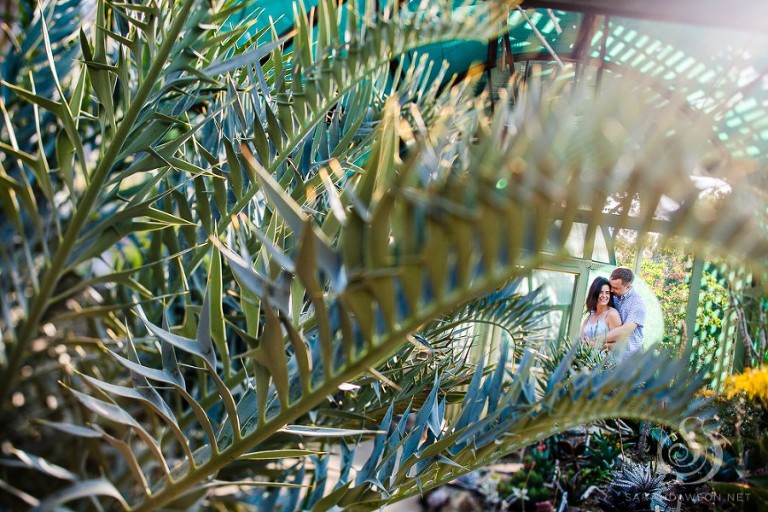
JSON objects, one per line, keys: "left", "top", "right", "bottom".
{"left": 51, "top": 69, "right": 768, "bottom": 510}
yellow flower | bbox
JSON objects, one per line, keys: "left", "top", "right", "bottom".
{"left": 724, "top": 366, "right": 768, "bottom": 405}
{"left": 696, "top": 388, "right": 717, "bottom": 399}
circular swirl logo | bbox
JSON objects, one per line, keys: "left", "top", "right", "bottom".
{"left": 657, "top": 416, "right": 723, "bottom": 485}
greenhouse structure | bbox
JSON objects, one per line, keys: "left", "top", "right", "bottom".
{"left": 1, "top": 0, "right": 767, "bottom": 511}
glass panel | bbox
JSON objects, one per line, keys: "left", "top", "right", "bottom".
{"left": 592, "top": 228, "right": 612, "bottom": 263}
{"left": 533, "top": 270, "right": 576, "bottom": 304}
{"left": 546, "top": 222, "right": 615, "bottom": 263}
{"left": 530, "top": 270, "right": 576, "bottom": 345}
{"left": 563, "top": 222, "right": 585, "bottom": 259}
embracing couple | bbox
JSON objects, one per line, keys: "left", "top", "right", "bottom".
{"left": 581, "top": 267, "right": 646, "bottom": 360}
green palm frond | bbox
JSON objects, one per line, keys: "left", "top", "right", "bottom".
{"left": 330, "top": 349, "right": 708, "bottom": 511}
{"left": 0, "top": 0, "right": 226, "bottom": 401}
{"left": 0, "top": 0, "right": 511, "bottom": 401}
{"left": 420, "top": 282, "right": 548, "bottom": 357}
{"left": 54, "top": 70, "right": 766, "bottom": 509}
{"left": 213, "top": 344, "right": 708, "bottom": 511}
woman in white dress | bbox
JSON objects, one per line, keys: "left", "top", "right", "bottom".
{"left": 581, "top": 277, "right": 622, "bottom": 351}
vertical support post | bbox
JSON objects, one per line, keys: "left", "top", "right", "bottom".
{"left": 485, "top": 38, "right": 498, "bottom": 108}
{"left": 683, "top": 255, "right": 705, "bottom": 364}
{"left": 632, "top": 234, "right": 644, "bottom": 277}
{"left": 602, "top": 225, "right": 617, "bottom": 265}
{"left": 572, "top": 13, "right": 598, "bottom": 83}
{"left": 568, "top": 261, "right": 592, "bottom": 343}
{"left": 596, "top": 16, "right": 610, "bottom": 91}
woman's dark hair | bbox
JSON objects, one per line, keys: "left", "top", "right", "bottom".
{"left": 586, "top": 277, "right": 612, "bottom": 312}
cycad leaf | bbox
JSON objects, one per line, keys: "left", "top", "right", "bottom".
{"left": 205, "top": 479, "right": 307, "bottom": 489}
{"left": 196, "top": 287, "right": 219, "bottom": 369}
{"left": 213, "top": 237, "right": 291, "bottom": 316}
{"left": 0, "top": 447, "right": 76, "bottom": 481}
{"left": 68, "top": 388, "right": 141, "bottom": 428}
{"left": 237, "top": 449, "right": 326, "bottom": 461}
{"left": 279, "top": 425, "right": 384, "bottom": 437}
{"left": 108, "top": 349, "right": 184, "bottom": 388}
{"left": 355, "top": 403, "right": 394, "bottom": 485}
{"left": 208, "top": 244, "right": 229, "bottom": 375}
{"left": 33, "top": 479, "right": 128, "bottom": 512}
{"left": 38, "top": 420, "right": 102, "bottom": 439}
{"left": 0, "top": 80, "right": 62, "bottom": 113}
{"left": 79, "top": 373, "right": 177, "bottom": 427}
{"left": 138, "top": 307, "right": 216, "bottom": 368}
{"left": 202, "top": 36, "right": 287, "bottom": 77}
{"left": 38, "top": 8, "right": 87, "bottom": 184}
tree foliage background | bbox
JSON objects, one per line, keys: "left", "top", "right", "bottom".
{"left": 614, "top": 233, "right": 728, "bottom": 359}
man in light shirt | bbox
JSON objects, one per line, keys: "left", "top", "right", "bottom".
{"left": 605, "top": 267, "right": 646, "bottom": 359}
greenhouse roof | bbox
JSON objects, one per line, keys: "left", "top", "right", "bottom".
{"left": 524, "top": 0, "right": 768, "bottom": 32}
{"left": 494, "top": 7, "right": 768, "bottom": 159}
{"left": 242, "top": 1, "right": 768, "bottom": 160}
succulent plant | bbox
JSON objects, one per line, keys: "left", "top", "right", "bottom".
{"left": 599, "top": 460, "right": 670, "bottom": 512}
